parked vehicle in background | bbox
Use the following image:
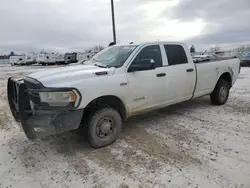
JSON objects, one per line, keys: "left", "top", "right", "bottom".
{"left": 9, "top": 55, "right": 26, "bottom": 65}
{"left": 77, "top": 53, "right": 87, "bottom": 62}
{"left": 77, "top": 52, "right": 98, "bottom": 63}
{"left": 65, "top": 52, "right": 77, "bottom": 64}
{"left": 77, "top": 53, "right": 89, "bottom": 62}
{"left": 0, "top": 55, "right": 9, "bottom": 64}
{"left": 193, "top": 54, "right": 214, "bottom": 62}
{"left": 55, "top": 53, "right": 65, "bottom": 64}
{"left": 36, "top": 53, "right": 56, "bottom": 65}
{"left": 25, "top": 53, "right": 37, "bottom": 65}
{"left": 45, "top": 54, "right": 56, "bottom": 65}
{"left": 7, "top": 41, "right": 240, "bottom": 148}
{"left": 36, "top": 54, "right": 46, "bottom": 65}
{"left": 215, "top": 50, "right": 237, "bottom": 58}
{"left": 239, "top": 52, "right": 250, "bottom": 67}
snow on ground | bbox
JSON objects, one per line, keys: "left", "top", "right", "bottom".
{"left": 0, "top": 65, "right": 249, "bottom": 188}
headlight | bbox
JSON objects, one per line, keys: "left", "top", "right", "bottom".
{"left": 39, "top": 90, "right": 80, "bottom": 107}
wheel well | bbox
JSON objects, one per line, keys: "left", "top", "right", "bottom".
{"left": 219, "top": 72, "right": 232, "bottom": 87}
{"left": 84, "top": 96, "right": 127, "bottom": 120}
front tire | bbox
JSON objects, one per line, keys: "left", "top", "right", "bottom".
{"left": 210, "top": 79, "right": 230, "bottom": 105}
{"left": 87, "top": 108, "right": 122, "bottom": 148}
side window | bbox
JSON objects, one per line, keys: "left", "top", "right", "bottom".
{"left": 132, "top": 45, "right": 163, "bottom": 68}
{"left": 164, "top": 45, "right": 188, "bottom": 66}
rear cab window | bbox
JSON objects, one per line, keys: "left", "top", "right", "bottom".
{"left": 163, "top": 44, "right": 188, "bottom": 66}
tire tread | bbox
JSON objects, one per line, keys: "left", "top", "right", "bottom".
{"left": 87, "top": 107, "right": 122, "bottom": 148}
{"left": 210, "top": 79, "right": 230, "bottom": 105}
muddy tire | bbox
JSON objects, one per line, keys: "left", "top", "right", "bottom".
{"left": 87, "top": 108, "right": 122, "bottom": 148}
{"left": 22, "top": 124, "right": 36, "bottom": 140}
{"left": 210, "top": 79, "right": 230, "bottom": 105}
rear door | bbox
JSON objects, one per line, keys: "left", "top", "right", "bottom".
{"left": 162, "top": 44, "right": 196, "bottom": 103}
{"left": 126, "top": 45, "right": 167, "bottom": 114}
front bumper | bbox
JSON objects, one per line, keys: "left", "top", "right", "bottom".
{"left": 7, "top": 78, "right": 83, "bottom": 139}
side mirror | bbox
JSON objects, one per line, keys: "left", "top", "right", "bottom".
{"left": 128, "top": 59, "right": 156, "bottom": 72}
{"left": 150, "top": 59, "right": 156, "bottom": 69}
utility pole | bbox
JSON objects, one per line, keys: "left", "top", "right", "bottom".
{"left": 110, "top": 0, "right": 117, "bottom": 44}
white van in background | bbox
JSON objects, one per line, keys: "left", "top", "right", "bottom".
{"left": 9, "top": 55, "right": 26, "bottom": 65}
{"left": 77, "top": 52, "right": 97, "bottom": 62}
{"left": 55, "top": 53, "right": 65, "bottom": 64}
{"left": 36, "top": 53, "right": 56, "bottom": 65}
{"left": 76, "top": 53, "right": 88, "bottom": 62}
{"left": 25, "top": 53, "right": 37, "bottom": 65}
{"left": 46, "top": 54, "right": 56, "bottom": 65}
{"left": 36, "top": 54, "right": 46, "bottom": 65}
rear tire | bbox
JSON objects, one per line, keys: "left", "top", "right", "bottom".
{"left": 210, "top": 79, "right": 230, "bottom": 105}
{"left": 22, "top": 124, "right": 36, "bottom": 140}
{"left": 86, "top": 108, "right": 122, "bottom": 148}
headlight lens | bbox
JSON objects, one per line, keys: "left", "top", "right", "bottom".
{"left": 39, "top": 90, "right": 79, "bottom": 107}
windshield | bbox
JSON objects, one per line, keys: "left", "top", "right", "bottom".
{"left": 87, "top": 45, "right": 137, "bottom": 68}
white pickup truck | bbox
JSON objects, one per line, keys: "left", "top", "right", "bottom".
{"left": 7, "top": 42, "right": 240, "bottom": 148}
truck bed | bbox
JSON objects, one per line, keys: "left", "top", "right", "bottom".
{"left": 193, "top": 57, "right": 240, "bottom": 99}
{"left": 195, "top": 57, "right": 239, "bottom": 64}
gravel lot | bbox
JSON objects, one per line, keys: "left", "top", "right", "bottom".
{"left": 0, "top": 65, "right": 249, "bottom": 188}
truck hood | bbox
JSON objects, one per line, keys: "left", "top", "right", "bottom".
{"left": 27, "top": 64, "right": 115, "bottom": 87}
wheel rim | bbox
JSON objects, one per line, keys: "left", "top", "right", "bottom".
{"left": 219, "top": 86, "right": 228, "bottom": 101}
{"left": 96, "top": 117, "right": 115, "bottom": 138}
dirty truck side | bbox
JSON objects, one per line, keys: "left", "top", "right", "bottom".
{"left": 7, "top": 42, "right": 240, "bottom": 148}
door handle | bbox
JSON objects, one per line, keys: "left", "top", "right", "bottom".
{"left": 186, "top": 68, "right": 194, "bottom": 72}
{"left": 156, "top": 73, "right": 166, "bottom": 77}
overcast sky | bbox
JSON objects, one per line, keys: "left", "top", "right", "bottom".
{"left": 0, "top": 0, "right": 250, "bottom": 53}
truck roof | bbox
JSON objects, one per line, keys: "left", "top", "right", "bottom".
{"left": 115, "top": 41, "right": 186, "bottom": 47}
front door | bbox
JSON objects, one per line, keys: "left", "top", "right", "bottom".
{"left": 126, "top": 45, "right": 167, "bottom": 114}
